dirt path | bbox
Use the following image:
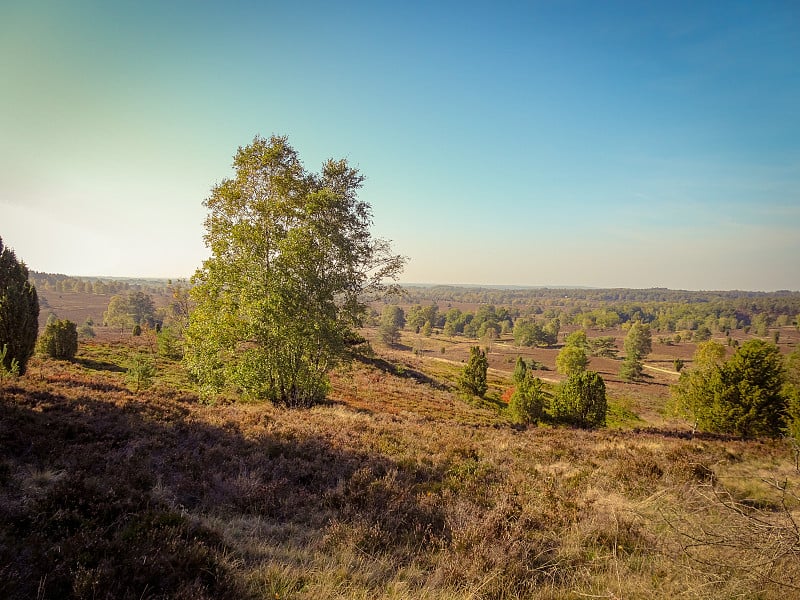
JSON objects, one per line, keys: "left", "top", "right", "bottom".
{"left": 429, "top": 356, "right": 560, "bottom": 384}
{"left": 643, "top": 364, "right": 680, "bottom": 376}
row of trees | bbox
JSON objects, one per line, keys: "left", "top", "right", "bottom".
{"left": 29, "top": 271, "right": 171, "bottom": 297}
{"left": 459, "top": 349, "right": 607, "bottom": 428}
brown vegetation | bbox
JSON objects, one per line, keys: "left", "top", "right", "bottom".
{"left": 1, "top": 329, "right": 799, "bottom": 598}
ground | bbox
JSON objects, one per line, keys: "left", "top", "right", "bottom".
{"left": 1, "top": 323, "right": 798, "bottom": 599}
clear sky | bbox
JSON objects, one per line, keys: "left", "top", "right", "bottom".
{"left": 1, "top": 1, "right": 798, "bottom": 291}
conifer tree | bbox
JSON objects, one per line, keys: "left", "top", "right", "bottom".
{"left": 0, "top": 237, "right": 39, "bottom": 374}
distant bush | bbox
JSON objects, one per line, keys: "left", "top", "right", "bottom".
{"left": 37, "top": 319, "right": 78, "bottom": 360}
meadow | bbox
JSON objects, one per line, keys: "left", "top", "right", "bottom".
{"left": 1, "top": 285, "right": 799, "bottom": 599}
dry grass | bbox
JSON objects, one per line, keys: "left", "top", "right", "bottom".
{"left": 1, "top": 333, "right": 798, "bottom": 599}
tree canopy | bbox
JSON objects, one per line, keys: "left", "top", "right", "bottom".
{"left": 673, "top": 339, "right": 787, "bottom": 438}
{"left": 184, "top": 135, "right": 404, "bottom": 405}
{"left": 0, "top": 236, "right": 39, "bottom": 374}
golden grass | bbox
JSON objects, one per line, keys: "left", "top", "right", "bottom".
{"left": 1, "top": 334, "right": 798, "bottom": 599}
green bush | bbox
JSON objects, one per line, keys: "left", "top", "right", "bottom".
{"left": 459, "top": 346, "right": 488, "bottom": 397}
{"left": 552, "top": 370, "right": 607, "bottom": 428}
{"left": 673, "top": 339, "right": 786, "bottom": 438}
{"left": 0, "top": 237, "right": 39, "bottom": 374}
{"left": 508, "top": 374, "right": 546, "bottom": 425}
{"left": 37, "top": 319, "right": 78, "bottom": 360}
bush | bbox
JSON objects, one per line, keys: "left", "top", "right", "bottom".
{"left": 552, "top": 370, "right": 607, "bottom": 427}
{"left": 459, "top": 346, "right": 488, "bottom": 397}
{"left": 37, "top": 319, "right": 78, "bottom": 360}
{"left": 508, "top": 374, "right": 546, "bottom": 425}
{"left": 0, "top": 237, "right": 39, "bottom": 374}
{"left": 157, "top": 327, "right": 183, "bottom": 360}
{"left": 673, "top": 339, "right": 786, "bottom": 438}
{"left": 127, "top": 352, "right": 156, "bottom": 392}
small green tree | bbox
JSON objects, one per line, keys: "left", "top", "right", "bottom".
{"left": 588, "top": 335, "right": 617, "bottom": 358}
{"left": 104, "top": 294, "right": 134, "bottom": 331}
{"left": 552, "top": 370, "right": 607, "bottom": 427}
{"left": 512, "top": 356, "right": 528, "bottom": 384}
{"left": 508, "top": 373, "right": 546, "bottom": 425}
{"left": 620, "top": 321, "right": 652, "bottom": 382}
{"left": 0, "top": 344, "right": 21, "bottom": 385}
{"left": 459, "top": 346, "right": 488, "bottom": 397}
{"left": 556, "top": 345, "right": 588, "bottom": 376}
{"left": 673, "top": 339, "right": 786, "bottom": 438}
{"left": 0, "top": 237, "right": 39, "bottom": 374}
{"left": 37, "top": 319, "right": 78, "bottom": 360}
{"left": 379, "top": 305, "right": 405, "bottom": 345}
{"left": 127, "top": 352, "right": 156, "bottom": 392}
{"left": 157, "top": 326, "right": 183, "bottom": 360}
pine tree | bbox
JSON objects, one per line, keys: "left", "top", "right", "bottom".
{"left": 459, "top": 346, "right": 488, "bottom": 397}
{"left": 0, "top": 237, "right": 39, "bottom": 374}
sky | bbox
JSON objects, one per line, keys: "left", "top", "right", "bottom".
{"left": 1, "top": 0, "right": 798, "bottom": 291}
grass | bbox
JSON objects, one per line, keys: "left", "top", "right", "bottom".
{"left": 1, "top": 334, "right": 799, "bottom": 599}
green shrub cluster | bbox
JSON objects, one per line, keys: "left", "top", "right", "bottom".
{"left": 37, "top": 318, "right": 78, "bottom": 360}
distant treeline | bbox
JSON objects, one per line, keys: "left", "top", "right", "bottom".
{"left": 30, "top": 271, "right": 179, "bottom": 297}
{"left": 393, "top": 286, "right": 800, "bottom": 336}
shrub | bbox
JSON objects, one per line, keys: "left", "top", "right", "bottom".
{"left": 552, "top": 370, "right": 607, "bottom": 427}
{"left": 459, "top": 346, "right": 488, "bottom": 397}
{"left": 157, "top": 327, "right": 183, "bottom": 360}
{"left": 0, "top": 236, "right": 39, "bottom": 374}
{"left": 37, "top": 319, "right": 78, "bottom": 360}
{"left": 508, "top": 374, "right": 546, "bottom": 425}
{"left": 127, "top": 352, "right": 156, "bottom": 392}
{"left": 673, "top": 339, "right": 786, "bottom": 438}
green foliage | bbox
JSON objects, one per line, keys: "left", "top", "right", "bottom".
{"left": 459, "top": 346, "right": 488, "bottom": 397}
{"left": 127, "top": 352, "right": 156, "bottom": 392}
{"left": 184, "top": 135, "right": 404, "bottom": 406}
{"left": 564, "top": 329, "right": 589, "bottom": 350}
{"left": 623, "top": 321, "right": 652, "bottom": 359}
{"left": 620, "top": 322, "right": 652, "bottom": 381}
{"left": 673, "top": 339, "right": 787, "bottom": 438}
{"left": 157, "top": 327, "right": 183, "bottom": 360}
{"left": 512, "top": 356, "right": 527, "bottom": 384}
{"left": 37, "top": 318, "right": 78, "bottom": 360}
{"left": 673, "top": 358, "right": 685, "bottom": 373}
{"left": 513, "top": 318, "right": 559, "bottom": 347}
{"left": 379, "top": 305, "right": 405, "bottom": 345}
{"left": 0, "top": 236, "right": 39, "bottom": 374}
{"left": 0, "top": 344, "right": 20, "bottom": 384}
{"left": 694, "top": 325, "right": 712, "bottom": 341}
{"left": 556, "top": 344, "right": 588, "bottom": 376}
{"left": 78, "top": 321, "right": 96, "bottom": 338}
{"left": 104, "top": 292, "right": 156, "bottom": 331}
{"left": 508, "top": 373, "right": 546, "bottom": 425}
{"left": 406, "top": 304, "right": 437, "bottom": 334}
{"left": 132, "top": 324, "right": 142, "bottom": 336}
{"left": 552, "top": 370, "right": 607, "bottom": 428}
{"left": 588, "top": 335, "right": 618, "bottom": 358}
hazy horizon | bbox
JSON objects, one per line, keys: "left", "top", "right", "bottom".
{"left": 3, "top": 1, "right": 798, "bottom": 291}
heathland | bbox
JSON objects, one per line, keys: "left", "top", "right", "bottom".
{"left": 1, "top": 278, "right": 799, "bottom": 599}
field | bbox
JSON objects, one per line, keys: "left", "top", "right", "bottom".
{"left": 2, "top": 294, "right": 800, "bottom": 599}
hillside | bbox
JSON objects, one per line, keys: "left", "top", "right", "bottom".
{"left": 1, "top": 328, "right": 798, "bottom": 599}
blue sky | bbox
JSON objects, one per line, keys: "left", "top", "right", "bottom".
{"left": 1, "top": 0, "right": 798, "bottom": 290}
